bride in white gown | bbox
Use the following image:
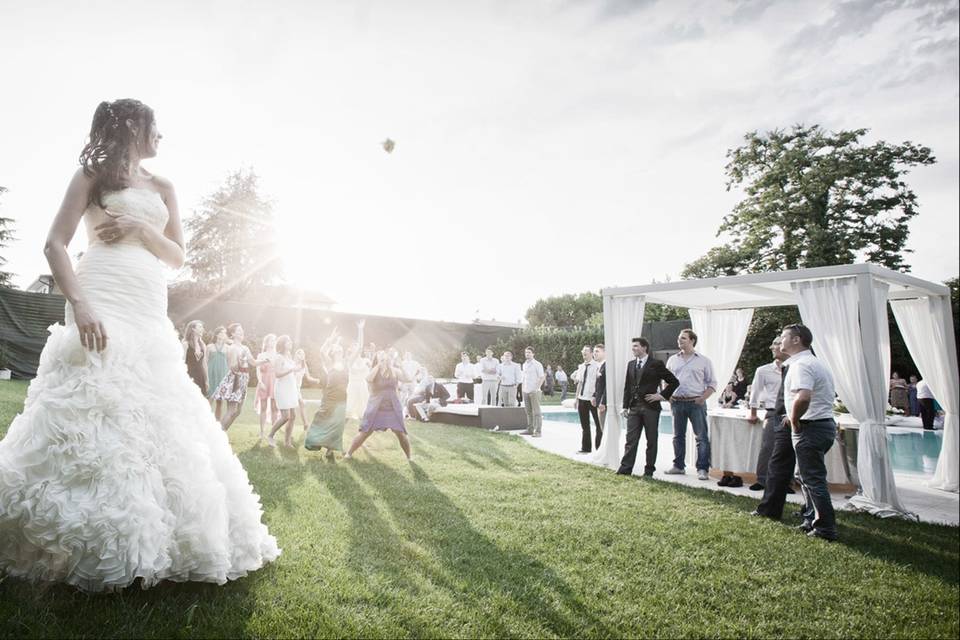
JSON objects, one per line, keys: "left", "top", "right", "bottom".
{"left": 0, "top": 99, "right": 280, "bottom": 592}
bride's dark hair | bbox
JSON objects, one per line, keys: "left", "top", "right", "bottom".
{"left": 79, "top": 99, "right": 155, "bottom": 207}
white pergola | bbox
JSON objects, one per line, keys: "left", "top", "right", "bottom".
{"left": 598, "top": 263, "right": 959, "bottom": 516}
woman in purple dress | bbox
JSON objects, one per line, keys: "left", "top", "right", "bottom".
{"left": 345, "top": 350, "right": 412, "bottom": 461}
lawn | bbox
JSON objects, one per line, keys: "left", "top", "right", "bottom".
{"left": 1, "top": 378, "right": 958, "bottom": 639}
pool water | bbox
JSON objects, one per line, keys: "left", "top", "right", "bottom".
{"left": 544, "top": 410, "right": 943, "bottom": 476}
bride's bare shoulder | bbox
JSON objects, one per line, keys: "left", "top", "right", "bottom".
{"left": 147, "top": 173, "right": 174, "bottom": 197}
{"left": 69, "top": 167, "right": 96, "bottom": 189}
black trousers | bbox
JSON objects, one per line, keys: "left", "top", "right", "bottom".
{"left": 456, "top": 382, "right": 474, "bottom": 402}
{"left": 618, "top": 407, "right": 660, "bottom": 475}
{"left": 577, "top": 399, "right": 602, "bottom": 451}
{"left": 754, "top": 411, "right": 779, "bottom": 486}
{"left": 755, "top": 418, "right": 795, "bottom": 519}
{"left": 919, "top": 398, "right": 936, "bottom": 429}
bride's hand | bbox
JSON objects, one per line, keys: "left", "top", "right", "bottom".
{"left": 73, "top": 300, "right": 108, "bottom": 352}
{"left": 95, "top": 211, "right": 144, "bottom": 244}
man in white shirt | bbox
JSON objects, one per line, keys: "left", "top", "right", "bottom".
{"left": 747, "top": 336, "right": 786, "bottom": 491}
{"left": 454, "top": 352, "right": 476, "bottom": 402}
{"left": 497, "top": 351, "right": 523, "bottom": 407}
{"left": 521, "top": 347, "right": 546, "bottom": 436}
{"left": 665, "top": 329, "right": 717, "bottom": 481}
{"left": 478, "top": 348, "right": 500, "bottom": 406}
{"left": 572, "top": 346, "right": 601, "bottom": 453}
{"left": 780, "top": 323, "right": 838, "bottom": 541}
{"left": 916, "top": 379, "right": 937, "bottom": 429}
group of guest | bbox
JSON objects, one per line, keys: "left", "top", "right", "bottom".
{"left": 451, "top": 348, "right": 547, "bottom": 435}
{"left": 612, "top": 326, "right": 839, "bottom": 541}
{"left": 179, "top": 319, "right": 417, "bottom": 461}
{"left": 890, "top": 371, "right": 941, "bottom": 429}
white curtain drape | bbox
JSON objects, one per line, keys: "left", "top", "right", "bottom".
{"left": 891, "top": 296, "right": 960, "bottom": 492}
{"left": 689, "top": 308, "right": 754, "bottom": 407}
{"left": 594, "top": 295, "right": 645, "bottom": 469}
{"left": 794, "top": 277, "right": 911, "bottom": 518}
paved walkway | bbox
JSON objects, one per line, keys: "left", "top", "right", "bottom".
{"left": 508, "top": 410, "right": 959, "bottom": 527}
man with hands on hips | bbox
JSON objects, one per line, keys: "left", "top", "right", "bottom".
{"left": 617, "top": 337, "right": 680, "bottom": 477}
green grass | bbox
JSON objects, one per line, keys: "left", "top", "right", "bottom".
{"left": 0, "top": 379, "right": 958, "bottom": 638}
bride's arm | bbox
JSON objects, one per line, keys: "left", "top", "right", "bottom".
{"left": 92, "top": 175, "right": 185, "bottom": 269}
{"left": 43, "top": 169, "right": 107, "bottom": 351}
{"left": 144, "top": 177, "right": 185, "bottom": 269}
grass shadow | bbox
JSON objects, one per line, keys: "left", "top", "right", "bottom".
{"left": 340, "top": 456, "right": 617, "bottom": 637}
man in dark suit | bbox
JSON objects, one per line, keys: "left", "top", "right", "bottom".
{"left": 594, "top": 344, "right": 607, "bottom": 434}
{"left": 617, "top": 337, "right": 680, "bottom": 476}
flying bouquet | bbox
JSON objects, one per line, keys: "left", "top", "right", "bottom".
{"left": 381, "top": 138, "right": 395, "bottom": 154}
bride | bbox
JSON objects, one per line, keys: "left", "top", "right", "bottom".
{"left": 0, "top": 99, "right": 280, "bottom": 591}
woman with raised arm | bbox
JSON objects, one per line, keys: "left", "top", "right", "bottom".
{"left": 345, "top": 319, "right": 370, "bottom": 419}
{"left": 305, "top": 329, "right": 350, "bottom": 459}
{"left": 0, "top": 100, "right": 279, "bottom": 592}
{"left": 345, "top": 348, "right": 413, "bottom": 461}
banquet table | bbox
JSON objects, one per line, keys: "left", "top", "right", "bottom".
{"left": 679, "top": 407, "right": 896, "bottom": 485}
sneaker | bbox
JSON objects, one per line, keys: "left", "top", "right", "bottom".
{"left": 519, "top": 430, "right": 534, "bottom": 436}
{"left": 576, "top": 450, "right": 591, "bottom": 454}
{"left": 728, "top": 476, "right": 744, "bottom": 488}
{"left": 718, "top": 475, "right": 732, "bottom": 487}
{"left": 807, "top": 529, "right": 837, "bottom": 542}
{"left": 749, "top": 483, "right": 764, "bottom": 491}
{"left": 664, "top": 467, "right": 685, "bottom": 475}
{"left": 697, "top": 470, "right": 709, "bottom": 481}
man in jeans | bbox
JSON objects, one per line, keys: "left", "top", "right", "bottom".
{"left": 665, "top": 329, "right": 717, "bottom": 481}
{"left": 521, "top": 347, "right": 546, "bottom": 437}
{"left": 754, "top": 324, "right": 838, "bottom": 541}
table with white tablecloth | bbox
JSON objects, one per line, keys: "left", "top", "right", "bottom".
{"left": 681, "top": 408, "right": 856, "bottom": 484}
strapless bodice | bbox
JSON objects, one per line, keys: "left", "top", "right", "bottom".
{"left": 83, "top": 188, "right": 169, "bottom": 248}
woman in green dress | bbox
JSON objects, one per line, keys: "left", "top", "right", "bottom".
{"left": 305, "top": 329, "right": 349, "bottom": 459}
{"left": 206, "top": 326, "right": 230, "bottom": 420}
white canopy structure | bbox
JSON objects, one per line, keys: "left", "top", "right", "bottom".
{"left": 598, "top": 263, "right": 959, "bottom": 517}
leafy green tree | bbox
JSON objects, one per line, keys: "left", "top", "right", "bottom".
{"left": 527, "top": 290, "right": 688, "bottom": 329}
{"left": 183, "top": 170, "right": 283, "bottom": 297}
{"left": 0, "top": 186, "right": 15, "bottom": 287}
{"left": 525, "top": 292, "right": 602, "bottom": 328}
{"left": 681, "top": 246, "right": 752, "bottom": 279}
{"left": 688, "top": 125, "right": 935, "bottom": 277}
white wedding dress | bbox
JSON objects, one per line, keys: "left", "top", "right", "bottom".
{"left": 0, "top": 188, "right": 280, "bottom": 592}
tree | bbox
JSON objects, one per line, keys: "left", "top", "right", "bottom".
{"left": 948, "top": 277, "right": 960, "bottom": 370}
{"left": 0, "top": 186, "right": 15, "bottom": 287}
{"left": 183, "top": 170, "right": 283, "bottom": 297}
{"left": 681, "top": 246, "right": 752, "bottom": 280}
{"left": 686, "top": 125, "right": 935, "bottom": 277}
{"left": 526, "top": 290, "right": 688, "bottom": 328}
{"left": 525, "top": 292, "right": 602, "bottom": 328}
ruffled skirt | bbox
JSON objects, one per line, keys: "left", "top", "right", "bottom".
{"left": 0, "top": 244, "right": 280, "bottom": 591}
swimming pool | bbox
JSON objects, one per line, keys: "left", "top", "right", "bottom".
{"left": 543, "top": 410, "right": 943, "bottom": 476}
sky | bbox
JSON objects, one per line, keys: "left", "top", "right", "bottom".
{"left": 0, "top": 0, "right": 957, "bottom": 324}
